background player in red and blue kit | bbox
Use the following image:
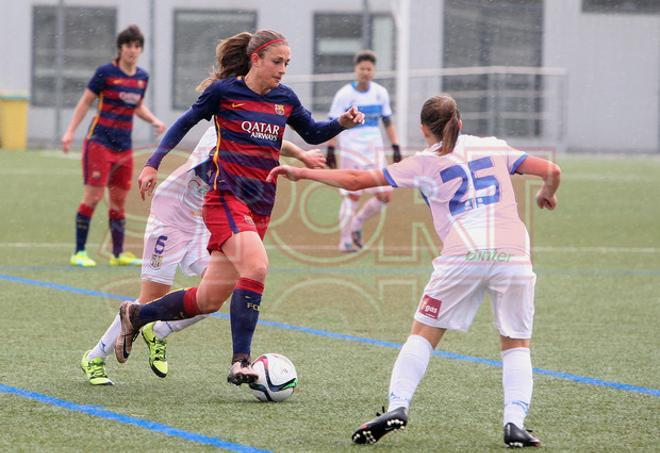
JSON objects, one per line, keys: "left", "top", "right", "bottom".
{"left": 112, "top": 29, "right": 364, "bottom": 385}
{"left": 62, "top": 25, "right": 165, "bottom": 268}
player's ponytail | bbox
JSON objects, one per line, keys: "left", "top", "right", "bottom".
{"left": 196, "top": 30, "right": 287, "bottom": 92}
{"left": 420, "top": 95, "right": 461, "bottom": 155}
{"left": 440, "top": 111, "right": 461, "bottom": 156}
{"left": 197, "top": 32, "right": 252, "bottom": 91}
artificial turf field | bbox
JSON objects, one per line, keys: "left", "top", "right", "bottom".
{"left": 0, "top": 149, "right": 659, "bottom": 451}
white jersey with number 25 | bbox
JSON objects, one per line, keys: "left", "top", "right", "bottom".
{"left": 383, "top": 134, "right": 530, "bottom": 257}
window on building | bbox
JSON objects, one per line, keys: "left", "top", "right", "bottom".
{"left": 443, "top": 0, "right": 544, "bottom": 137}
{"left": 313, "top": 13, "right": 395, "bottom": 113}
{"left": 32, "top": 6, "right": 116, "bottom": 107}
{"left": 583, "top": 0, "right": 660, "bottom": 14}
{"left": 172, "top": 10, "right": 257, "bottom": 110}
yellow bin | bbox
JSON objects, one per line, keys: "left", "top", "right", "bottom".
{"left": 0, "top": 92, "right": 29, "bottom": 150}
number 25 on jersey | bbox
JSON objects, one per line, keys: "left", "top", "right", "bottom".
{"left": 440, "top": 156, "right": 500, "bottom": 216}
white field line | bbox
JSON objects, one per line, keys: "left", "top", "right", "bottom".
{"left": 532, "top": 246, "right": 659, "bottom": 254}
{"left": 0, "top": 169, "right": 80, "bottom": 176}
{"left": 0, "top": 242, "right": 658, "bottom": 254}
{"left": 0, "top": 167, "right": 656, "bottom": 182}
{"left": 0, "top": 242, "right": 96, "bottom": 248}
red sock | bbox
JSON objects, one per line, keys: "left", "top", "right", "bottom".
{"left": 235, "top": 278, "right": 264, "bottom": 295}
{"left": 108, "top": 208, "right": 124, "bottom": 220}
{"left": 183, "top": 287, "right": 201, "bottom": 316}
{"left": 78, "top": 203, "right": 95, "bottom": 218}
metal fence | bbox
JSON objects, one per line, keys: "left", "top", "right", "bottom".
{"left": 285, "top": 66, "right": 568, "bottom": 152}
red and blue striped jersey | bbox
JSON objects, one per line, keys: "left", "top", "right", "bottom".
{"left": 189, "top": 77, "right": 342, "bottom": 216}
{"left": 86, "top": 63, "right": 149, "bottom": 152}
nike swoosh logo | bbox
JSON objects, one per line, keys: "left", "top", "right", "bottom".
{"left": 231, "top": 102, "right": 245, "bottom": 108}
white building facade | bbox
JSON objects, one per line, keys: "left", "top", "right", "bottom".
{"left": 0, "top": 0, "right": 658, "bottom": 153}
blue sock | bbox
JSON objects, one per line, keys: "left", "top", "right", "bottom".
{"left": 75, "top": 204, "right": 94, "bottom": 252}
{"left": 230, "top": 278, "right": 264, "bottom": 362}
{"left": 109, "top": 212, "right": 125, "bottom": 258}
{"left": 75, "top": 213, "right": 91, "bottom": 253}
{"left": 138, "top": 289, "right": 192, "bottom": 325}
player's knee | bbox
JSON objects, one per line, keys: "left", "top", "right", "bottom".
{"left": 83, "top": 195, "right": 102, "bottom": 207}
{"left": 244, "top": 261, "right": 268, "bottom": 283}
{"left": 377, "top": 193, "right": 391, "bottom": 203}
{"left": 236, "top": 256, "right": 268, "bottom": 283}
{"left": 109, "top": 196, "right": 127, "bottom": 209}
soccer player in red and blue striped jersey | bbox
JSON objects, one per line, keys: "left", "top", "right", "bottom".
{"left": 62, "top": 25, "right": 165, "bottom": 268}
{"left": 113, "top": 30, "right": 365, "bottom": 385}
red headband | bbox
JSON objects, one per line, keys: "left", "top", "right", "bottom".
{"left": 251, "top": 38, "right": 285, "bottom": 56}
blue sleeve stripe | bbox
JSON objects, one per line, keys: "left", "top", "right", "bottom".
{"left": 510, "top": 154, "right": 528, "bottom": 174}
{"left": 382, "top": 168, "right": 398, "bottom": 188}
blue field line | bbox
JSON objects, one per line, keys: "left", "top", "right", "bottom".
{"left": 2, "top": 273, "right": 659, "bottom": 398}
{"left": 212, "top": 315, "right": 660, "bottom": 397}
{"left": 0, "top": 384, "right": 270, "bottom": 452}
{"left": 0, "top": 273, "right": 126, "bottom": 301}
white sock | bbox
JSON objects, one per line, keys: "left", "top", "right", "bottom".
{"left": 152, "top": 314, "right": 209, "bottom": 340}
{"left": 352, "top": 198, "right": 386, "bottom": 232}
{"left": 502, "top": 347, "right": 533, "bottom": 429}
{"left": 338, "top": 197, "right": 357, "bottom": 247}
{"left": 88, "top": 314, "right": 121, "bottom": 360}
{"left": 387, "top": 334, "right": 433, "bottom": 412}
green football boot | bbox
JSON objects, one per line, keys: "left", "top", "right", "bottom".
{"left": 70, "top": 251, "right": 96, "bottom": 267}
{"left": 141, "top": 322, "right": 168, "bottom": 378}
{"left": 80, "top": 350, "right": 113, "bottom": 385}
{"left": 109, "top": 251, "right": 142, "bottom": 266}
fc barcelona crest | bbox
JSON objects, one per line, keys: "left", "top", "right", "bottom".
{"left": 274, "top": 104, "right": 285, "bottom": 115}
{"left": 137, "top": 80, "right": 146, "bottom": 88}
{"left": 244, "top": 215, "right": 255, "bottom": 226}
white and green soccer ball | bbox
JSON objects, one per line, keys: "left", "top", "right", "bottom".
{"left": 248, "top": 353, "right": 298, "bottom": 402}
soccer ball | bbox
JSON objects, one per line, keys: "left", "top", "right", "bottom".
{"left": 248, "top": 353, "right": 298, "bottom": 402}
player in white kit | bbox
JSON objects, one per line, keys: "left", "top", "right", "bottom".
{"left": 268, "top": 95, "right": 561, "bottom": 448}
{"left": 80, "top": 127, "right": 326, "bottom": 385}
{"left": 326, "top": 50, "right": 401, "bottom": 252}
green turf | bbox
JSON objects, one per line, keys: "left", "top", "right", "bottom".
{"left": 0, "top": 150, "right": 659, "bottom": 451}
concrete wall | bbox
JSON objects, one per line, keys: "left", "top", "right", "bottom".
{"left": 544, "top": 0, "right": 660, "bottom": 152}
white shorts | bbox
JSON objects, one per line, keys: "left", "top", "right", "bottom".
{"left": 414, "top": 255, "right": 536, "bottom": 339}
{"left": 338, "top": 134, "right": 393, "bottom": 197}
{"left": 140, "top": 215, "right": 211, "bottom": 285}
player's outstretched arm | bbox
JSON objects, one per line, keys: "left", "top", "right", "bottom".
{"left": 280, "top": 141, "right": 327, "bottom": 169}
{"left": 267, "top": 165, "right": 386, "bottom": 191}
{"left": 517, "top": 156, "right": 561, "bottom": 210}
{"left": 337, "top": 106, "right": 365, "bottom": 129}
